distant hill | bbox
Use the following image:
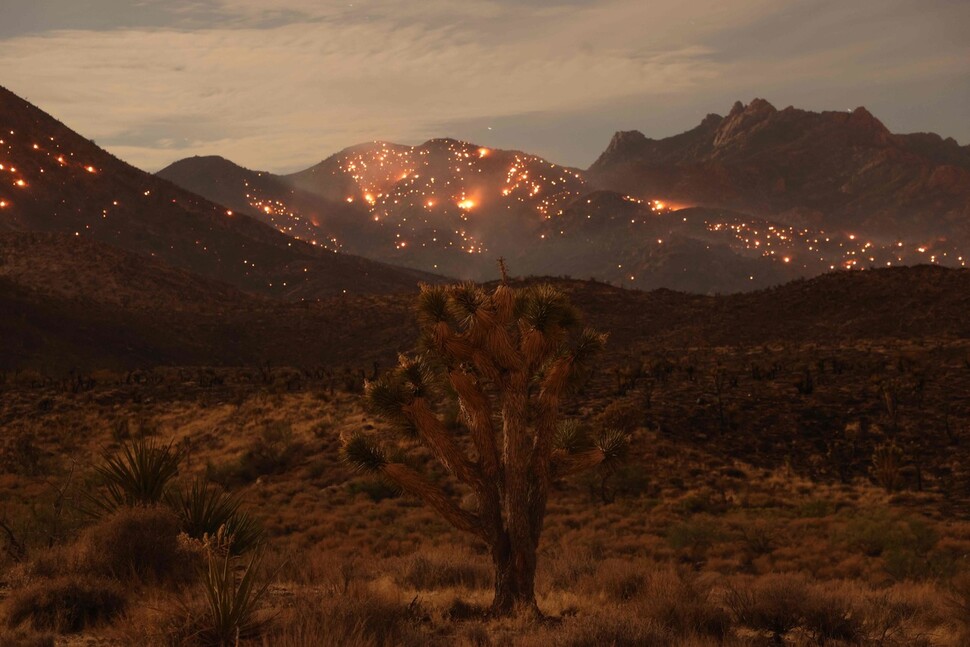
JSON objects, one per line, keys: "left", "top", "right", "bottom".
{"left": 2, "top": 248, "right": 967, "bottom": 372}
{"left": 0, "top": 86, "right": 440, "bottom": 298}
{"left": 588, "top": 99, "right": 970, "bottom": 239}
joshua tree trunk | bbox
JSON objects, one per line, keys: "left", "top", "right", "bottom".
{"left": 491, "top": 533, "right": 538, "bottom": 614}
{"left": 343, "top": 277, "right": 626, "bottom": 616}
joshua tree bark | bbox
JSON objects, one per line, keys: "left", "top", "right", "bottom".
{"left": 342, "top": 276, "right": 625, "bottom": 615}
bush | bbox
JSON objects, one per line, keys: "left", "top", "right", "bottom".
{"left": 166, "top": 478, "right": 264, "bottom": 555}
{"left": 398, "top": 553, "right": 491, "bottom": 591}
{"left": 727, "top": 574, "right": 808, "bottom": 642}
{"left": 801, "top": 584, "right": 863, "bottom": 645}
{"left": 0, "top": 628, "right": 55, "bottom": 647}
{"left": 6, "top": 576, "right": 126, "bottom": 633}
{"left": 636, "top": 569, "right": 731, "bottom": 640}
{"left": 347, "top": 478, "right": 400, "bottom": 503}
{"left": 79, "top": 505, "right": 195, "bottom": 585}
{"left": 259, "top": 587, "right": 426, "bottom": 647}
{"left": 87, "top": 439, "right": 182, "bottom": 515}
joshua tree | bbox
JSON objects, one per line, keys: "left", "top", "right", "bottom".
{"left": 342, "top": 276, "right": 624, "bottom": 615}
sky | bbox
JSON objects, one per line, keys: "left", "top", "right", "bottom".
{"left": 1, "top": 0, "right": 967, "bottom": 173}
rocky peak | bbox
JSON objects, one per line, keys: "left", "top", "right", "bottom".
{"left": 599, "top": 130, "right": 649, "bottom": 161}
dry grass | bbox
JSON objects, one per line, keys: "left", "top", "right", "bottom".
{"left": 1, "top": 340, "right": 969, "bottom": 645}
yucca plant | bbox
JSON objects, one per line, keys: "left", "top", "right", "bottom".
{"left": 85, "top": 439, "right": 183, "bottom": 515}
{"left": 196, "top": 549, "right": 273, "bottom": 646}
{"left": 870, "top": 441, "right": 904, "bottom": 492}
{"left": 166, "top": 478, "right": 263, "bottom": 555}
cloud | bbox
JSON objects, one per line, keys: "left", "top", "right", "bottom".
{"left": 0, "top": 0, "right": 966, "bottom": 172}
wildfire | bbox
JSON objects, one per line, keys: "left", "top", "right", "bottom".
{"left": 478, "top": 147, "right": 490, "bottom": 158}
{"left": 85, "top": 166, "right": 96, "bottom": 173}
{"left": 0, "top": 200, "right": 7, "bottom": 208}
{"left": 457, "top": 198, "right": 476, "bottom": 210}
{"left": 14, "top": 179, "right": 26, "bottom": 187}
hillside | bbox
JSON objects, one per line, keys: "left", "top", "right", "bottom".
{"left": 2, "top": 259, "right": 967, "bottom": 373}
{"left": 0, "top": 86, "right": 440, "bottom": 298}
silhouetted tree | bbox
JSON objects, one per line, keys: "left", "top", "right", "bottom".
{"left": 342, "top": 278, "right": 622, "bottom": 615}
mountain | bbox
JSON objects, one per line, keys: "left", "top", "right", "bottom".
{"left": 161, "top": 139, "right": 594, "bottom": 280}
{"left": 158, "top": 101, "right": 969, "bottom": 293}
{"left": 588, "top": 98, "right": 970, "bottom": 239}
{"left": 158, "top": 143, "right": 818, "bottom": 291}
{"left": 0, "top": 86, "right": 439, "bottom": 298}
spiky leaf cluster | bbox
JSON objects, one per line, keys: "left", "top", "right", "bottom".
{"left": 87, "top": 439, "right": 183, "bottom": 515}
{"left": 343, "top": 432, "right": 388, "bottom": 473}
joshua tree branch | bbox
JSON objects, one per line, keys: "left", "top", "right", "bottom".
{"left": 550, "top": 448, "right": 606, "bottom": 478}
{"left": 381, "top": 463, "right": 487, "bottom": 541}
{"left": 403, "top": 397, "right": 484, "bottom": 489}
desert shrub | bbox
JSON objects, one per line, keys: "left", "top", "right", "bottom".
{"left": 666, "top": 518, "right": 722, "bottom": 563}
{"left": 0, "top": 431, "right": 44, "bottom": 476}
{"left": 79, "top": 505, "right": 194, "bottom": 585}
{"left": 166, "top": 478, "right": 263, "bottom": 554}
{"left": 398, "top": 552, "right": 491, "bottom": 590}
{"left": 947, "top": 571, "right": 970, "bottom": 623}
{"left": 0, "top": 627, "right": 55, "bottom": 647}
{"left": 841, "top": 509, "right": 899, "bottom": 557}
{"left": 596, "top": 561, "right": 647, "bottom": 601}
{"left": 547, "top": 610, "right": 672, "bottom": 647}
{"left": 635, "top": 569, "right": 731, "bottom": 640}
{"left": 870, "top": 441, "right": 904, "bottom": 492}
{"left": 801, "top": 584, "right": 863, "bottom": 645}
{"left": 727, "top": 573, "right": 808, "bottom": 643}
{"left": 582, "top": 462, "right": 651, "bottom": 503}
{"left": 257, "top": 587, "right": 426, "bottom": 647}
{"left": 87, "top": 438, "right": 182, "bottom": 515}
{"left": 347, "top": 478, "right": 401, "bottom": 502}
{"left": 6, "top": 576, "right": 126, "bottom": 633}
{"left": 595, "top": 399, "right": 644, "bottom": 434}
{"left": 214, "top": 422, "right": 303, "bottom": 486}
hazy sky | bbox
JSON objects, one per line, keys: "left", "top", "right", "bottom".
{"left": 1, "top": 0, "right": 967, "bottom": 173}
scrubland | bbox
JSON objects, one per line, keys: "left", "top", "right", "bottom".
{"left": 1, "top": 339, "right": 969, "bottom": 646}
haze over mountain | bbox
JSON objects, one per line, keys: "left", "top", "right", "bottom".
{"left": 158, "top": 100, "right": 969, "bottom": 292}
{"left": 0, "top": 86, "right": 439, "bottom": 299}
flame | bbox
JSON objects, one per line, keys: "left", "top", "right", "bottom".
{"left": 457, "top": 198, "right": 475, "bottom": 210}
{"left": 0, "top": 200, "right": 7, "bottom": 208}
{"left": 85, "top": 166, "right": 96, "bottom": 173}
{"left": 14, "top": 179, "right": 26, "bottom": 187}
{"left": 478, "top": 147, "right": 490, "bottom": 158}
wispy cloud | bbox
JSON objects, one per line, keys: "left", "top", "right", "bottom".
{"left": 1, "top": 0, "right": 966, "bottom": 172}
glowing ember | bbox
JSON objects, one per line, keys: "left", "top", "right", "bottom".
{"left": 0, "top": 200, "right": 7, "bottom": 208}
{"left": 478, "top": 147, "right": 490, "bottom": 157}
{"left": 85, "top": 166, "right": 96, "bottom": 173}
{"left": 14, "top": 179, "right": 26, "bottom": 187}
